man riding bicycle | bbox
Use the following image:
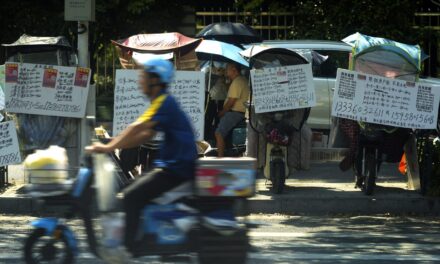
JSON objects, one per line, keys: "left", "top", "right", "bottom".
{"left": 86, "top": 58, "right": 197, "bottom": 253}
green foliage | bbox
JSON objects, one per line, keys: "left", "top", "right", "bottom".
{"left": 0, "top": 0, "right": 187, "bottom": 58}
{"left": 0, "top": 0, "right": 71, "bottom": 45}
{"left": 92, "top": 0, "right": 186, "bottom": 54}
{"left": 0, "top": 1, "right": 431, "bottom": 51}
{"left": 236, "top": 0, "right": 424, "bottom": 43}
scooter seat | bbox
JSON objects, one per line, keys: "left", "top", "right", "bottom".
{"left": 152, "top": 182, "right": 193, "bottom": 205}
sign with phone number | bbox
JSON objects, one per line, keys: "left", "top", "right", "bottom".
{"left": 332, "top": 69, "right": 440, "bottom": 129}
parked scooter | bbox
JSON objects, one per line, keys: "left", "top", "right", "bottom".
{"left": 341, "top": 33, "right": 427, "bottom": 195}
{"left": 255, "top": 109, "right": 309, "bottom": 194}
{"left": 242, "top": 47, "right": 313, "bottom": 194}
{"left": 23, "top": 117, "right": 255, "bottom": 264}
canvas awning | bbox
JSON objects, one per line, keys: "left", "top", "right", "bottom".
{"left": 111, "top": 32, "right": 201, "bottom": 55}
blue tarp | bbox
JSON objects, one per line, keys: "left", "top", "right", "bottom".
{"left": 342, "top": 32, "right": 427, "bottom": 72}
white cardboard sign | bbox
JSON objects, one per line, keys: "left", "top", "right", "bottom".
{"left": 4, "top": 63, "right": 91, "bottom": 118}
{"left": 332, "top": 69, "right": 440, "bottom": 129}
{"left": 0, "top": 121, "right": 21, "bottom": 167}
{"left": 250, "top": 64, "right": 316, "bottom": 113}
{"left": 113, "top": 70, "right": 205, "bottom": 140}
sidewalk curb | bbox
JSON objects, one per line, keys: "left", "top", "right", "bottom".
{"left": 2, "top": 196, "right": 440, "bottom": 215}
{"left": 246, "top": 196, "right": 440, "bottom": 215}
{"left": 0, "top": 197, "right": 35, "bottom": 215}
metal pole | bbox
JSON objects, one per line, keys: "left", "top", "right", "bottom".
{"left": 268, "top": 11, "right": 271, "bottom": 40}
{"left": 78, "top": 22, "right": 89, "bottom": 68}
{"left": 208, "top": 56, "right": 213, "bottom": 92}
{"left": 205, "top": 56, "right": 213, "bottom": 114}
{"left": 211, "top": 7, "right": 214, "bottom": 24}
{"left": 236, "top": 7, "right": 239, "bottom": 23}
{"left": 104, "top": 45, "right": 107, "bottom": 91}
{"left": 203, "top": 8, "right": 206, "bottom": 28}
{"left": 78, "top": 21, "right": 91, "bottom": 162}
{"left": 430, "top": 21, "right": 432, "bottom": 76}
{"left": 276, "top": 13, "right": 279, "bottom": 39}
{"left": 292, "top": 14, "right": 295, "bottom": 39}
{"left": 96, "top": 53, "right": 99, "bottom": 95}
{"left": 112, "top": 45, "right": 115, "bottom": 89}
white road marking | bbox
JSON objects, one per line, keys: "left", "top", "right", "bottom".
{"left": 249, "top": 252, "right": 440, "bottom": 261}
{"left": 252, "top": 241, "right": 440, "bottom": 252}
{"left": 249, "top": 231, "right": 440, "bottom": 239}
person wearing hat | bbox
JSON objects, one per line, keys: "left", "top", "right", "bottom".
{"left": 86, "top": 58, "right": 197, "bottom": 253}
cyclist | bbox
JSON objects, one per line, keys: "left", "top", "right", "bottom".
{"left": 86, "top": 58, "right": 197, "bottom": 253}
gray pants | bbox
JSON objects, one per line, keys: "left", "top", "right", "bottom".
{"left": 216, "top": 111, "right": 245, "bottom": 138}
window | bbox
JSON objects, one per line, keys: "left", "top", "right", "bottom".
{"left": 8, "top": 51, "right": 59, "bottom": 65}
{"left": 313, "top": 50, "right": 350, "bottom": 78}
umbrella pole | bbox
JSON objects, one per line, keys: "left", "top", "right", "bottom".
{"left": 205, "top": 56, "right": 213, "bottom": 113}
{"left": 207, "top": 56, "right": 213, "bottom": 93}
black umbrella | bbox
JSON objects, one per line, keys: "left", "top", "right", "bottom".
{"left": 196, "top": 22, "right": 262, "bottom": 45}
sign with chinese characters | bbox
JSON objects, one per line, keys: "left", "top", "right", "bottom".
{"left": 0, "top": 121, "right": 21, "bottom": 167}
{"left": 65, "top": 0, "right": 95, "bottom": 21}
{"left": 332, "top": 69, "right": 440, "bottom": 129}
{"left": 250, "top": 64, "right": 316, "bottom": 113}
{"left": 113, "top": 70, "right": 205, "bottom": 140}
{"left": 4, "top": 63, "right": 91, "bottom": 118}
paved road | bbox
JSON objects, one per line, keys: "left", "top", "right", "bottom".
{"left": 1, "top": 214, "right": 440, "bottom": 263}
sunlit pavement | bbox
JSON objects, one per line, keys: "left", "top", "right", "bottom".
{"left": 1, "top": 214, "right": 440, "bottom": 263}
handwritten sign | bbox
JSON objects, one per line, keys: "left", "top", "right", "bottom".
{"left": 113, "top": 70, "right": 205, "bottom": 140}
{"left": 332, "top": 69, "right": 440, "bottom": 129}
{"left": 4, "top": 63, "right": 91, "bottom": 118}
{"left": 0, "top": 121, "right": 21, "bottom": 167}
{"left": 250, "top": 64, "right": 316, "bottom": 113}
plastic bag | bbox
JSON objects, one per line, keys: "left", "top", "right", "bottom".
{"left": 24, "top": 145, "right": 68, "bottom": 184}
{"left": 94, "top": 153, "right": 118, "bottom": 212}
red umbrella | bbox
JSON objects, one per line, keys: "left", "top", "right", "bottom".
{"left": 111, "top": 32, "right": 201, "bottom": 55}
{"left": 112, "top": 32, "right": 202, "bottom": 69}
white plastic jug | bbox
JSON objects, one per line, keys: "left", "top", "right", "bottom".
{"left": 93, "top": 153, "right": 118, "bottom": 212}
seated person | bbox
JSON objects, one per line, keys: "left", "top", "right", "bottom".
{"left": 215, "top": 63, "right": 250, "bottom": 157}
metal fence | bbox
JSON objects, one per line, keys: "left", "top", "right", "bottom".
{"left": 94, "top": 44, "right": 120, "bottom": 122}
{"left": 95, "top": 44, "right": 119, "bottom": 96}
{"left": 196, "top": 8, "right": 295, "bottom": 40}
{"left": 414, "top": 8, "right": 440, "bottom": 30}
{"left": 93, "top": 9, "right": 440, "bottom": 102}
{"left": 414, "top": 9, "right": 440, "bottom": 77}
